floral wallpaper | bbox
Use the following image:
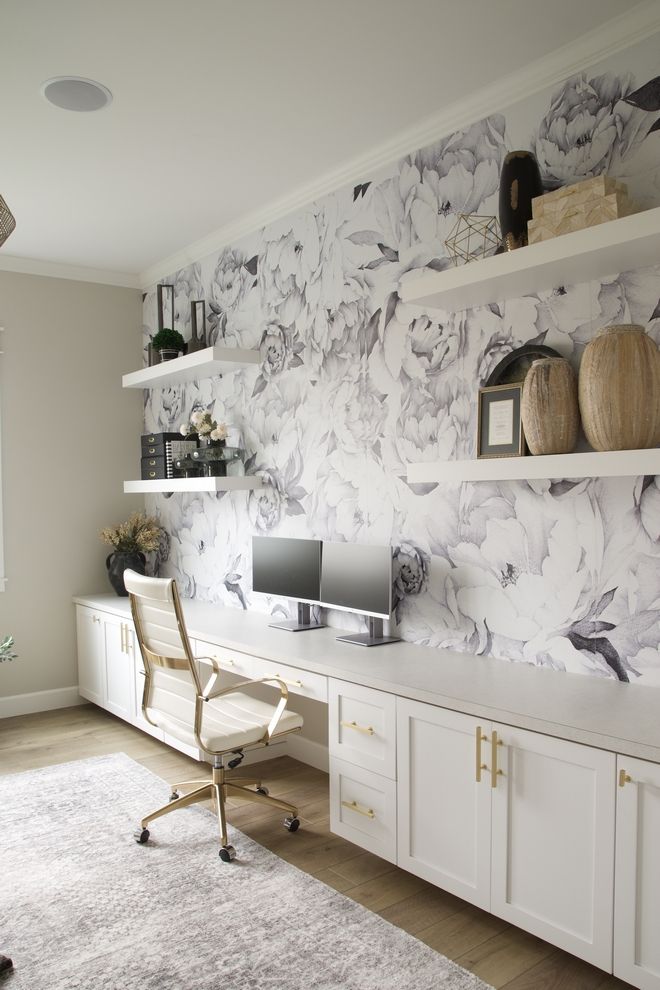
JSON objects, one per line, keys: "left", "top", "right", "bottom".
{"left": 143, "top": 35, "right": 660, "bottom": 686}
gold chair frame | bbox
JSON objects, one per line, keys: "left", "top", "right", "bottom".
{"left": 129, "top": 580, "right": 301, "bottom": 859}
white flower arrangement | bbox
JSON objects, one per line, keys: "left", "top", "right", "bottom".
{"left": 0, "top": 635, "right": 17, "bottom": 663}
{"left": 181, "top": 410, "right": 228, "bottom": 442}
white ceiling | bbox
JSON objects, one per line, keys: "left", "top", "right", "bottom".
{"left": 0, "top": 0, "right": 646, "bottom": 284}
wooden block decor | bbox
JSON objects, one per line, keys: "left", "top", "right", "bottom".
{"left": 528, "top": 180, "right": 638, "bottom": 244}
{"left": 534, "top": 175, "right": 622, "bottom": 211}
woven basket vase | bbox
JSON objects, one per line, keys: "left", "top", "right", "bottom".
{"left": 521, "top": 358, "right": 579, "bottom": 455}
{"left": 578, "top": 324, "right": 660, "bottom": 451}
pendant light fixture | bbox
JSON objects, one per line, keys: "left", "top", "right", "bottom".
{"left": 0, "top": 195, "right": 16, "bottom": 248}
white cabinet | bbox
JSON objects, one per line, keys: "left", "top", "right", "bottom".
{"left": 396, "top": 699, "right": 616, "bottom": 970}
{"left": 491, "top": 724, "right": 616, "bottom": 971}
{"left": 329, "top": 757, "right": 397, "bottom": 863}
{"left": 397, "top": 699, "right": 492, "bottom": 910}
{"left": 102, "top": 614, "right": 135, "bottom": 722}
{"left": 614, "top": 756, "right": 660, "bottom": 990}
{"left": 76, "top": 607, "right": 104, "bottom": 706}
{"left": 329, "top": 680, "right": 396, "bottom": 778}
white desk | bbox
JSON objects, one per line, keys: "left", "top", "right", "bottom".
{"left": 74, "top": 593, "right": 660, "bottom": 989}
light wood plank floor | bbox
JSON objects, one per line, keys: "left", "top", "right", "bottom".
{"left": 0, "top": 705, "right": 635, "bottom": 990}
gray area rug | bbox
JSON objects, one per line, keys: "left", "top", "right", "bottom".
{"left": 0, "top": 753, "right": 491, "bottom": 989}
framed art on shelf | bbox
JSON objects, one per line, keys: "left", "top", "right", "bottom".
{"left": 477, "top": 383, "right": 525, "bottom": 458}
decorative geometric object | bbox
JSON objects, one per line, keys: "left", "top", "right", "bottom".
{"left": 498, "top": 150, "right": 543, "bottom": 250}
{"left": 528, "top": 176, "right": 638, "bottom": 244}
{"left": 0, "top": 194, "right": 16, "bottom": 248}
{"left": 521, "top": 357, "right": 579, "bottom": 455}
{"left": 444, "top": 213, "right": 501, "bottom": 266}
{"left": 578, "top": 324, "right": 660, "bottom": 451}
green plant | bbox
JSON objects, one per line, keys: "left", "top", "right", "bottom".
{"left": 0, "top": 635, "right": 17, "bottom": 663}
{"left": 100, "top": 512, "right": 162, "bottom": 553}
{"left": 152, "top": 327, "right": 185, "bottom": 352}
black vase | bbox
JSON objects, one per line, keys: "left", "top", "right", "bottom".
{"left": 499, "top": 151, "right": 543, "bottom": 250}
{"left": 106, "top": 551, "right": 146, "bottom": 596}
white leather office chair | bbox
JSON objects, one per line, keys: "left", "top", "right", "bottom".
{"left": 124, "top": 570, "right": 304, "bottom": 861}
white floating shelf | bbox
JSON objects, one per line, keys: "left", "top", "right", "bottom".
{"left": 400, "top": 207, "right": 660, "bottom": 312}
{"left": 407, "top": 448, "right": 660, "bottom": 484}
{"left": 123, "top": 476, "right": 264, "bottom": 494}
{"left": 122, "top": 346, "right": 259, "bottom": 388}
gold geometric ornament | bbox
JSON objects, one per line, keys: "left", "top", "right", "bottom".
{"left": 444, "top": 214, "right": 501, "bottom": 267}
{"left": 0, "top": 195, "right": 16, "bottom": 248}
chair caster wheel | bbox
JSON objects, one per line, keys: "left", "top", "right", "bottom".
{"left": 219, "top": 844, "right": 236, "bottom": 863}
{"left": 134, "top": 827, "right": 150, "bottom": 844}
{"left": 256, "top": 786, "right": 269, "bottom": 796}
{"left": 283, "top": 816, "right": 300, "bottom": 832}
{"left": 169, "top": 791, "right": 180, "bottom": 802}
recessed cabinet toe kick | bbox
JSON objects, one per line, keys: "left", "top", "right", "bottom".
{"left": 75, "top": 599, "right": 659, "bottom": 990}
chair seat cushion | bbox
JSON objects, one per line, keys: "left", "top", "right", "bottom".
{"left": 145, "top": 669, "right": 303, "bottom": 753}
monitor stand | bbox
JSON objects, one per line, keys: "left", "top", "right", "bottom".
{"left": 336, "top": 617, "right": 400, "bottom": 648}
{"left": 269, "top": 602, "right": 325, "bottom": 633}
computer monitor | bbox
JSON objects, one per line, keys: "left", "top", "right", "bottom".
{"left": 320, "top": 541, "right": 399, "bottom": 647}
{"left": 251, "top": 536, "right": 324, "bottom": 632}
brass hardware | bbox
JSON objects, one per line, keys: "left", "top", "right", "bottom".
{"left": 491, "top": 730, "right": 504, "bottom": 788}
{"left": 475, "top": 725, "right": 488, "bottom": 782}
{"left": 619, "top": 768, "right": 632, "bottom": 788}
{"left": 148, "top": 459, "right": 156, "bottom": 466}
{"left": 148, "top": 447, "right": 156, "bottom": 454}
{"left": 120, "top": 622, "right": 126, "bottom": 654}
{"left": 341, "top": 799, "right": 375, "bottom": 819}
{"left": 125, "top": 624, "right": 132, "bottom": 652}
{"left": 275, "top": 674, "right": 303, "bottom": 688}
{"left": 149, "top": 472, "right": 156, "bottom": 478}
{"left": 340, "top": 720, "right": 375, "bottom": 736}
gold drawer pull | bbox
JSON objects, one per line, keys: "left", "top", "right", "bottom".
{"left": 491, "top": 731, "right": 504, "bottom": 788}
{"left": 341, "top": 799, "right": 375, "bottom": 820}
{"left": 341, "top": 720, "right": 375, "bottom": 736}
{"left": 275, "top": 674, "right": 303, "bottom": 688}
{"left": 619, "top": 769, "right": 632, "bottom": 788}
{"left": 475, "top": 725, "right": 488, "bottom": 782}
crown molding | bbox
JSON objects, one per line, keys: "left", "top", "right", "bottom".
{"left": 139, "top": 1, "right": 660, "bottom": 290}
{"left": 0, "top": 253, "right": 140, "bottom": 289}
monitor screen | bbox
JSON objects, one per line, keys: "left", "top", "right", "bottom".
{"left": 251, "top": 536, "right": 322, "bottom": 605}
{"left": 320, "top": 541, "right": 392, "bottom": 619}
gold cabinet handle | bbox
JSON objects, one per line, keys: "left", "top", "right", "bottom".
{"left": 120, "top": 622, "right": 126, "bottom": 654}
{"left": 92, "top": 615, "right": 100, "bottom": 624}
{"left": 125, "top": 625, "right": 132, "bottom": 652}
{"left": 475, "top": 725, "right": 488, "bottom": 782}
{"left": 341, "top": 720, "right": 375, "bottom": 736}
{"left": 341, "top": 799, "right": 375, "bottom": 819}
{"left": 491, "top": 730, "right": 504, "bottom": 788}
{"left": 275, "top": 674, "right": 303, "bottom": 688}
{"left": 619, "top": 768, "right": 633, "bottom": 788}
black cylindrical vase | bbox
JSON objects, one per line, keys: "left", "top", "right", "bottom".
{"left": 499, "top": 151, "right": 543, "bottom": 250}
{"left": 106, "top": 551, "right": 146, "bottom": 596}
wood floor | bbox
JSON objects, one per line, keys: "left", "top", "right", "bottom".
{"left": 0, "top": 704, "right": 635, "bottom": 990}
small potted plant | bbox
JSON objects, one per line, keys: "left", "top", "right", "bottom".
{"left": 100, "top": 512, "right": 162, "bottom": 596}
{"left": 151, "top": 327, "right": 185, "bottom": 362}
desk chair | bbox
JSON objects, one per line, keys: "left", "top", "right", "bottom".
{"left": 125, "top": 570, "right": 303, "bottom": 861}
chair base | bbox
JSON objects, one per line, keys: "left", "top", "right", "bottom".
{"left": 136, "top": 762, "right": 300, "bottom": 856}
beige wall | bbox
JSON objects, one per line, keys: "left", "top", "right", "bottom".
{"left": 0, "top": 271, "right": 143, "bottom": 700}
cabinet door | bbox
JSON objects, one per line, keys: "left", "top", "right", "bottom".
{"left": 491, "top": 724, "right": 615, "bottom": 971}
{"left": 76, "top": 607, "right": 104, "bottom": 706}
{"left": 614, "top": 755, "right": 660, "bottom": 990}
{"left": 102, "top": 615, "right": 135, "bottom": 721}
{"left": 397, "top": 698, "right": 492, "bottom": 909}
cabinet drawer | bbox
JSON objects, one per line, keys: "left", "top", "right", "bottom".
{"left": 329, "top": 679, "right": 396, "bottom": 779}
{"left": 252, "top": 655, "right": 328, "bottom": 704}
{"left": 329, "top": 757, "right": 396, "bottom": 863}
{"left": 194, "top": 639, "right": 254, "bottom": 680}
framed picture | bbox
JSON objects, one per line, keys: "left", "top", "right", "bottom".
{"left": 477, "top": 383, "right": 525, "bottom": 458}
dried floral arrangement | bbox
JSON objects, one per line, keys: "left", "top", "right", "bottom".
{"left": 99, "top": 512, "right": 162, "bottom": 553}
{"left": 0, "top": 635, "right": 17, "bottom": 663}
{"left": 180, "top": 409, "right": 228, "bottom": 443}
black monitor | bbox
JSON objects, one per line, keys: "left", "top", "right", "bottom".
{"left": 251, "top": 536, "right": 324, "bottom": 632}
{"left": 320, "top": 541, "right": 399, "bottom": 647}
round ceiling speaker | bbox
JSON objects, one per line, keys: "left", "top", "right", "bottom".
{"left": 41, "top": 76, "right": 113, "bottom": 112}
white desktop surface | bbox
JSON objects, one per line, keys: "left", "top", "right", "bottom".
{"left": 74, "top": 593, "right": 660, "bottom": 764}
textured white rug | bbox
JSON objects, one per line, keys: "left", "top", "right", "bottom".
{"left": 0, "top": 753, "right": 491, "bottom": 989}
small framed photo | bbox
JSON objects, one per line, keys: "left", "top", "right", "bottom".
{"left": 477, "top": 383, "right": 525, "bottom": 458}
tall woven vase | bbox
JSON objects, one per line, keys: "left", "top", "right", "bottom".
{"left": 521, "top": 358, "right": 579, "bottom": 455}
{"left": 578, "top": 324, "right": 660, "bottom": 451}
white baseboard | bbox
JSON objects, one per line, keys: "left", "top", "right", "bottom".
{"left": 0, "top": 686, "right": 85, "bottom": 719}
{"left": 287, "top": 734, "right": 329, "bottom": 773}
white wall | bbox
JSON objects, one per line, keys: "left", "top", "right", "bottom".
{"left": 0, "top": 271, "right": 143, "bottom": 707}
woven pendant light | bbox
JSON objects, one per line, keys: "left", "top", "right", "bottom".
{"left": 0, "top": 195, "right": 16, "bottom": 247}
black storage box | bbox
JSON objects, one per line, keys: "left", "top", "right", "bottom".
{"left": 141, "top": 432, "right": 182, "bottom": 456}
{"left": 141, "top": 455, "right": 168, "bottom": 480}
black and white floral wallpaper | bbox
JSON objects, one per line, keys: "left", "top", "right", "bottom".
{"left": 143, "top": 36, "right": 660, "bottom": 686}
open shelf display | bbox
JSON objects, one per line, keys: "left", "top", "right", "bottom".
{"left": 406, "top": 448, "right": 660, "bottom": 484}
{"left": 399, "top": 207, "right": 660, "bottom": 313}
{"left": 123, "top": 476, "right": 265, "bottom": 494}
{"left": 122, "top": 345, "right": 260, "bottom": 389}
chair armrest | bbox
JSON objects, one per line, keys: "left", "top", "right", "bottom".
{"left": 202, "top": 676, "right": 290, "bottom": 741}
{"left": 194, "top": 655, "right": 222, "bottom": 699}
